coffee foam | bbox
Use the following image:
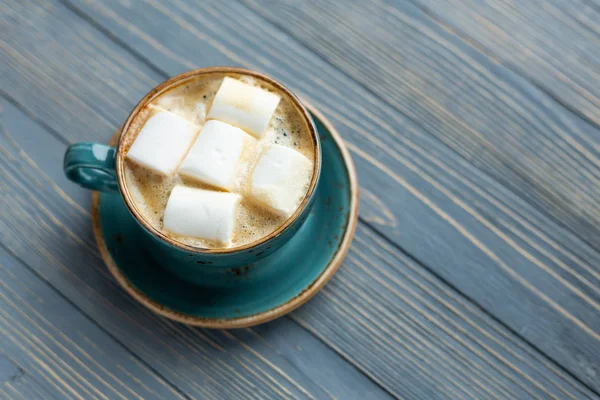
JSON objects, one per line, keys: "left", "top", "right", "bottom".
{"left": 122, "top": 72, "right": 314, "bottom": 248}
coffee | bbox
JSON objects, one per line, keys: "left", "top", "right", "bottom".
{"left": 121, "top": 72, "right": 315, "bottom": 249}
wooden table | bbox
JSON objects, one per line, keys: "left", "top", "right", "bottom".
{"left": 2, "top": 0, "right": 600, "bottom": 398}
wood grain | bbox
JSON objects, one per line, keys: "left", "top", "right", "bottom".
{"left": 2, "top": 99, "right": 596, "bottom": 400}
{"left": 2, "top": 0, "right": 599, "bottom": 397}
{"left": 296, "top": 223, "right": 599, "bottom": 399}
{"left": 53, "top": 0, "right": 600, "bottom": 392}
{"left": 0, "top": 246, "right": 186, "bottom": 400}
{"left": 0, "top": 369, "right": 57, "bottom": 400}
{"left": 0, "top": 95, "right": 389, "bottom": 399}
{"left": 242, "top": 0, "right": 600, "bottom": 255}
{"left": 407, "top": 0, "right": 600, "bottom": 126}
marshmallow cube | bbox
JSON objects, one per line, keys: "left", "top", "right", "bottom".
{"left": 126, "top": 111, "right": 199, "bottom": 176}
{"left": 249, "top": 144, "right": 313, "bottom": 217}
{"left": 163, "top": 186, "right": 241, "bottom": 244}
{"left": 179, "top": 120, "right": 252, "bottom": 191}
{"left": 207, "top": 77, "right": 281, "bottom": 139}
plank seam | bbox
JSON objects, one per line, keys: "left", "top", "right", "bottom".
{"left": 236, "top": 0, "right": 600, "bottom": 258}
{"left": 0, "top": 89, "right": 388, "bottom": 398}
{"left": 63, "top": 0, "right": 600, "bottom": 263}
{"left": 24, "top": 0, "right": 600, "bottom": 397}
{"left": 358, "top": 217, "right": 600, "bottom": 398}
{"left": 0, "top": 90, "right": 70, "bottom": 147}
{"left": 0, "top": 241, "right": 194, "bottom": 400}
{"left": 59, "top": 0, "right": 170, "bottom": 81}
{"left": 404, "top": 0, "right": 600, "bottom": 133}
{"left": 276, "top": 317, "right": 402, "bottom": 400}
{"left": 402, "top": 0, "right": 600, "bottom": 255}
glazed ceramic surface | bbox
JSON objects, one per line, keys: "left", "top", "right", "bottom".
{"left": 93, "top": 107, "right": 358, "bottom": 327}
{"left": 64, "top": 68, "right": 322, "bottom": 283}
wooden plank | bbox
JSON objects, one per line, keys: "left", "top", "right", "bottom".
{"left": 2, "top": 0, "right": 599, "bottom": 397}
{"left": 405, "top": 0, "right": 600, "bottom": 125}
{"left": 0, "top": 246, "right": 188, "bottom": 400}
{"left": 55, "top": 0, "right": 600, "bottom": 392}
{"left": 2, "top": 101, "right": 596, "bottom": 400}
{"left": 241, "top": 0, "right": 600, "bottom": 253}
{"left": 0, "top": 0, "right": 160, "bottom": 144}
{"left": 0, "top": 98, "right": 390, "bottom": 399}
{"left": 296, "top": 223, "right": 600, "bottom": 399}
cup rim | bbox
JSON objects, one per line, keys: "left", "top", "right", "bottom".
{"left": 115, "top": 67, "right": 321, "bottom": 254}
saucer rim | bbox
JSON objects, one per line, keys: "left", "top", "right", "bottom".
{"left": 91, "top": 102, "right": 358, "bottom": 328}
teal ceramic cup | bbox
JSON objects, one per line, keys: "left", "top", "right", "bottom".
{"left": 64, "top": 67, "right": 321, "bottom": 286}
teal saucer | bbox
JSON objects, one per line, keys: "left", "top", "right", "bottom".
{"left": 92, "top": 105, "right": 358, "bottom": 328}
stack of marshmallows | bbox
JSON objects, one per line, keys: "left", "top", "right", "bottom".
{"left": 126, "top": 77, "right": 313, "bottom": 246}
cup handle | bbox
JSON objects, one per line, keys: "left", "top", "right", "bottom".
{"left": 63, "top": 143, "right": 118, "bottom": 192}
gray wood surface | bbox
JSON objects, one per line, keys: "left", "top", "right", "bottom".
{"left": 1, "top": 0, "right": 600, "bottom": 398}
{"left": 0, "top": 245, "right": 186, "bottom": 400}
{"left": 66, "top": 0, "right": 600, "bottom": 392}
{"left": 242, "top": 0, "right": 600, "bottom": 261}
{"left": 1, "top": 95, "right": 387, "bottom": 399}
{"left": 409, "top": 0, "right": 600, "bottom": 126}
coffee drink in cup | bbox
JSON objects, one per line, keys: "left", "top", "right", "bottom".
{"left": 121, "top": 72, "right": 316, "bottom": 249}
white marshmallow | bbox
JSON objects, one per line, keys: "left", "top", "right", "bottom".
{"left": 126, "top": 111, "right": 199, "bottom": 176}
{"left": 249, "top": 144, "right": 313, "bottom": 217}
{"left": 179, "top": 120, "right": 252, "bottom": 191}
{"left": 207, "top": 77, "right": 281, "bottom": 139}
{"left": 163, "top": 186, "right": 241, "bottom": 244}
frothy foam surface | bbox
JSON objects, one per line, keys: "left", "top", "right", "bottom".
{"left": 122, "top": 72, "right": 315, "bottom": 249}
